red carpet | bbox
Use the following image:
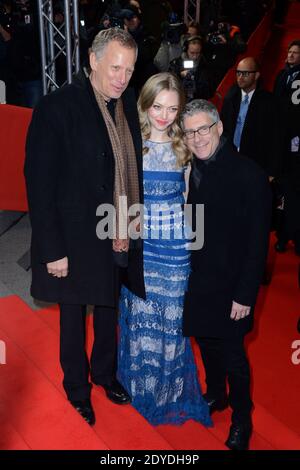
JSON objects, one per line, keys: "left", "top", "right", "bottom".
{"left": 0, "top": 234, "right": 299, "bottom": 450}
{"left": 249, "top": 0, "right": 300, "bottom": 437}
{"left": 247, "top": 242, "right": 300, "bottom": 437}
{"left": 0, "top": 323, "right": 107, "bottom": 450}
{"left": 0, "top": 296, "right": 171, "bottom": 450}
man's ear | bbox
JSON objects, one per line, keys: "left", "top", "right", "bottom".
{"left": 90, "top": 52, "right": 98, "bottom": 72}
{"left": 255, "top": 71, "right": 261, "bottom": 81}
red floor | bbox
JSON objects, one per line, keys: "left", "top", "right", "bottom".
{"left": 1, "top": 234, "right": 299, "bottom": 450}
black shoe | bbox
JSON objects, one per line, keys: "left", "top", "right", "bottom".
{"left": 275, "top": 241, "right": 287, "bottom": 253}
{"left": 101, "top": 379, "right": 131, "bottom": 405}
{"left": 70, "top": 398, "right": 96, "bottom": 426}
{"left": 203, "top": 393, "right": 228, "bottom": 415}
{"left": 225, "top": 423, "right": 252, "bottom": 450}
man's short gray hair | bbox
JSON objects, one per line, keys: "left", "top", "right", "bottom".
{"left": 91, "top": 27, "right": 138, "bottom": 61}
{"left": 180, "top": 99, "right": 220, "bottom": 128}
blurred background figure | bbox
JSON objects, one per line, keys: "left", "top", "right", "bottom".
{"left": 139, "top": 0, "right": 172, "bottom": 42}
{"left": 119, "top": 4, "right": 159, "bottom": 95}
{"left": 8, "top": 0, "right": 42, "bottom": 107}
{"left": 204, "top": 17, "right": 247, "bottom": 89}
{"left": 273, "top": 39, "right": 300, "bottom": 256}
{"left": 169, "top": 35, "right": 213, "bottom": 101}
{"left": 154, "top": 12, "right": 187, "bottom": 72}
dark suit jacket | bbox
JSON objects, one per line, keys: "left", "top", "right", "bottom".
{"left": 183, "top": 140, "right": 271, "bottom": 338}
{"left": 24, "top": 71, "right": 145, "bottom": 306}
{"left": 273, "top": 63, "right": 300, "bottom": 102}
{"left": 220, "top": 84, "right": 283, "bottom": 177}
{"left": 273, "top": 63, "right": 300, "bottom": 174}
{"left": 273, "top": 64, "right": 300, "bottom": 235}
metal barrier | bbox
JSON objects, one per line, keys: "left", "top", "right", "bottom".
{"left": 0, "top": 81, "right": 6, "bottom": 104}
{"left": 184, "top": 0, "right": 201, "bottom": 24}
{"left": 37, "top": 0, "right": 80, "bottom": 95}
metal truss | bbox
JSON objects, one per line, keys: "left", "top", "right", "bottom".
{"left": 184, "top": 0, "right": 201, "bottom": 25}
{"left": 0, "top": 80, "right": 6, "bottom": 104}
{"left": 37, "top": 0, "right": 80, "bottom": 95}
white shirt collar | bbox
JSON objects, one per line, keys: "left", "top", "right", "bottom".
{"left": 241, "top": 88, "right": 255, "bottom": 103}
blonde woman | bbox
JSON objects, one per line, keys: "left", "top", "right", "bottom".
{"left": 118, "top": 73, "right": 211, "bottom": 426}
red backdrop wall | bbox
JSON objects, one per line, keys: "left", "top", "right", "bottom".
{"left": 0, "top": 104, "right": 32, "bottom": 211}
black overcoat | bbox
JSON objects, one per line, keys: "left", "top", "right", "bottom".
{"left": 183, "top": 141, "right": 272, "bottom": 338}
{"left": 273, "top": 65, "right": 300, "bottom": 238}
{"left": 24, "top": 71, "right": 145, "bottom": 306}
{"left": 220, "top": 84, "right": 283, "bottom": 178}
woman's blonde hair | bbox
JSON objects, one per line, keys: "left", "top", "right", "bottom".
{"left": 138, "top": 72, "right": 191, "bottom": 166}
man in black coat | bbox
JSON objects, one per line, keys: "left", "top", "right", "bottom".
{"left": 181, "top": 99, "right": 271, "bottom": 450}
{"left": 273, "top": 40, "right": 300, "bottom": 254}
{"left": 221, "top": 57, "right": 282, "bottom": 282}
{"left": 221, "top": 56, "right": 282, "bottom": 181}
{"left": 273, "top": 40, "right": 300, "bottom": 99}
{"left": 24, "top": 28, "right": 145, "bottom": 425}
{"left": 169, "top": 36, "right": 213, "bottom": 101}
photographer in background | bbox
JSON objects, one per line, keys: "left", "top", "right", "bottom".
{"left": 8, "top": 0, "right": 42, "bottom": 107}
{"left": 153, "top": 13, "right": 187, "bottom": 72}
{"left": 222, "top": 0, "right": 266, "bottom": 41}
{"left": 199, "top": 0, "right": 222, "bottom": 34}
{"left": 120, "top": 5, "right": 159, "bottom": 95}
{"left": 169, "top": 35, "right": 213, "bottom": 101}
{"left": 204, "top": 19, "right": 247, "bottom": 89}
{"left": 139, "top": 0, "right": 172, "bottom": 42}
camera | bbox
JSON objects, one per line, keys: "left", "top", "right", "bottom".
{"left": 207, "top": 21, "right": 230, "bottom": 45}
{"left": 182, "top": 70, "right": 196, "bottom": 99}
{"left": 207, "top": 31, "right": 223, "bottom": 45}
{"left": 162, "top": 21, "right": 186, "bottom": 44}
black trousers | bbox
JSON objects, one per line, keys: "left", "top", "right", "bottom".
{"left": 59, "top": 303, "right": 118, "bottom": 401}
{"left": 196, "top": 336, "right": 253, "bottom": 425}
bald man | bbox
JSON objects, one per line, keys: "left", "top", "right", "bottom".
{"left": 221, "top": 57, "right": 282, "bottom": 180}
{"left": 221, "top": 57, "right": 283, "bottom": 283}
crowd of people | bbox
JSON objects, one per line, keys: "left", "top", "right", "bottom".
{"left": 17, "top": 0, "right": 300, "bottom": 453}
{"left": 0, "top": 0, "right": 270, "bottom": 106}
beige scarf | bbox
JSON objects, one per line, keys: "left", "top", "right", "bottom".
{"left": 93, "top": 88, "right": 140, "bottom": 253}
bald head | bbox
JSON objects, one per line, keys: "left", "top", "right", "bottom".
{"left": 236, "top": 57, "right": 260, "bottom": 93}
{"left": 238, "top": 57, "right": 259, "bottom": 71}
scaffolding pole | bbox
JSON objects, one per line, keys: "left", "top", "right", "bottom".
{"left": 37, "top": 0, "right": 80, "bottom": 95}
{"left": 184, "top": 0, "right": 201, "bottom": 25}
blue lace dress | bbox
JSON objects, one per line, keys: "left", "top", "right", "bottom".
{"left": 118, "top": 140, "right": 211, "bottom": 426}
